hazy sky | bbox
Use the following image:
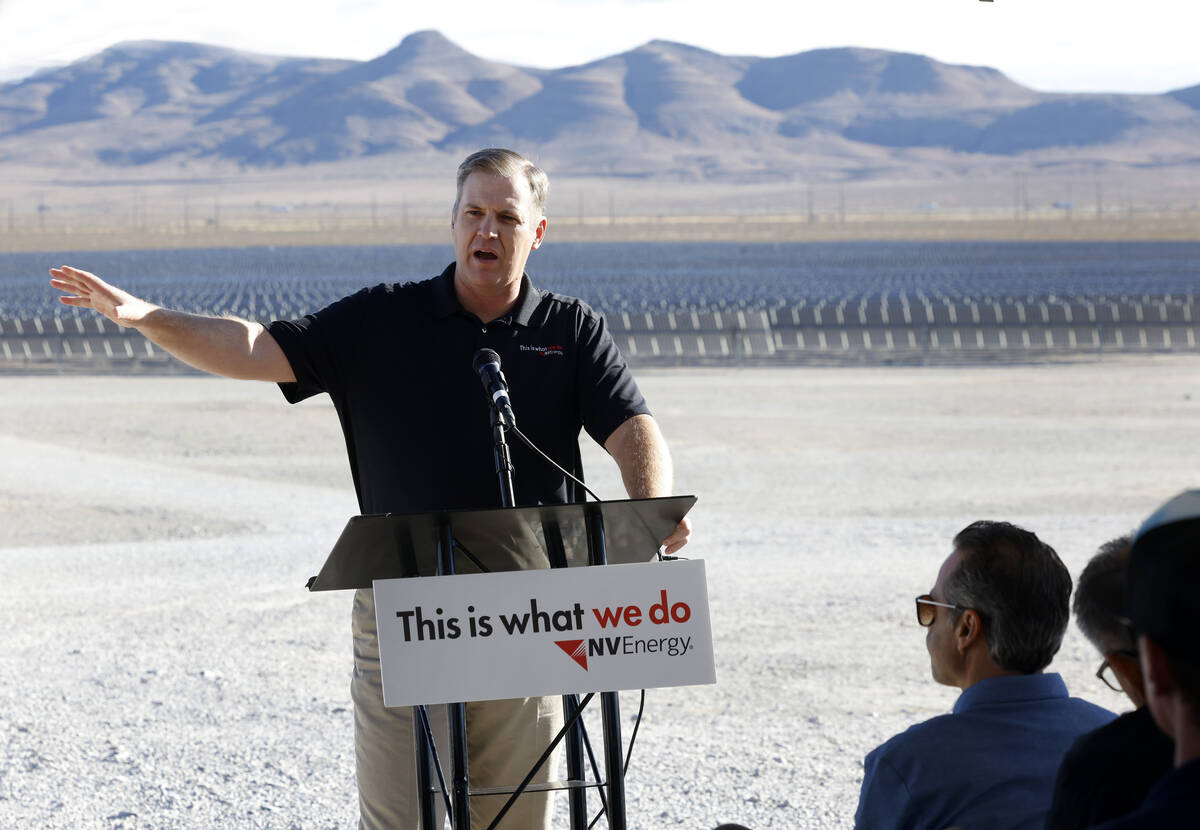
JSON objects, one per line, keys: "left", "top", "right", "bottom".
{"left": 1, "top": 0, "right": 1196, "bottom": 94}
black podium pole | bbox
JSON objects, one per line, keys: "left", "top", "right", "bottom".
{"left": 543, "top": 517, "right": 589, "bottom": 826}
{"left": 586, "top": 504, "right": 626, "bottom": 830}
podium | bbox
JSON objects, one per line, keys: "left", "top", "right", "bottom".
{"left": 308, "top": 495, "right": 698, "bottom": 830}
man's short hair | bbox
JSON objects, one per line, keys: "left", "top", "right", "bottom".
{"left": 1073, "top": 535, "right": 1136, "bottom": 654}
{"left": 946, "top": 520, "right": 1072, "bottom": 674}
{"left": 453, "top": 148, "right": 549, "bottom": 219}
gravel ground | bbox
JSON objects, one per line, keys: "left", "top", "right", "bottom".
{"left": 2, "top": 357, "right": 1198, "bottom": 829}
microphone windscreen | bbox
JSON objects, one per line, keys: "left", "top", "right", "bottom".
{"left": 472, "top": 348, "right": 501, "bottom": 374}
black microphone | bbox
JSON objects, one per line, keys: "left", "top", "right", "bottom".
{"left": 472, "top": 348, "right": 517, "bottom": 428}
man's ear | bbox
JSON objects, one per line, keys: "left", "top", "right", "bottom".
{"left": 955, "top": 609, "right": 984, "bottom": 654}
{"left": 1140, "top": 635, "right": 1177, "bottom": 699}
{"left": 531, "top": 216, "right": 547, "bottom": 250}
{"left": 1138, "top": 634, "right": 1183, "bottom": 737}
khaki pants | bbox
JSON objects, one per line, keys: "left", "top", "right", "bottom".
{"left": 351, "top": 587, "right": 563, "bottom": 829}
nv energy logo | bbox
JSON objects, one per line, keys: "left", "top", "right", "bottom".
{"left": 556, "top": 639, "right": 588, "bottom": 670}
{"left": 553, "top": 590, "right": 694, "bottom": 671}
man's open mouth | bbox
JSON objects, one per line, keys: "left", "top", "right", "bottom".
{"left": 473, "top": 250, "right": 499, "bottom": 261}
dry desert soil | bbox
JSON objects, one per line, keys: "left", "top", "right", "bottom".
{"left": 2, "top": 357, "right": 1198, "bottom": 828}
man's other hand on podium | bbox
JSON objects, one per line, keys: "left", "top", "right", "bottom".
{"left": 662, "top": 515, "right": 692, "bottom": 556}
{"left": 605, "top": 413, "right": 692, "bottom": 555}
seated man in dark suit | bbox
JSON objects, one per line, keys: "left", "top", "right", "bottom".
{"left": 854, "top": 521, "right": 1114, "bottom": 830}
{"left": 1045, "top": 535, "right": 1173, "bottom": 830}
{"left": 1091, "top": 490, "right": 1200, "bottom": 829}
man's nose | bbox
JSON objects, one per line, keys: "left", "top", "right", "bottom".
{"left": 476, "top": 218, "right": 499, "bottom": 239}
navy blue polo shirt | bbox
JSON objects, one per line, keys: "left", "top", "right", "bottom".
{"left": 267, "top": 263, "right": 649, "bottom": 515}
{"left": 854, "top": 673, "right": 1115, "bottom": 830}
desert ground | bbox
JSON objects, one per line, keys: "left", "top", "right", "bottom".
{"left": 2, "top": 356, "right": 1198, "bottom": 828}
{"left": 5, "top": 164, "right": 1200, "bottom": 253}
{"left": 4, "top": 212, "right": 1200, "bottom": 255}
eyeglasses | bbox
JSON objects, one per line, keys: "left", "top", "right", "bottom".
{"left": 1096, "top": 650, "right": 1138, "bottom": 692}
{"left": 915, "top": 594, "right": 963, "bottom": 627}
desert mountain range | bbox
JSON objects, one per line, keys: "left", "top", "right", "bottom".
{"left": 2, "top": 30, "right": 1199, "bottom": 181}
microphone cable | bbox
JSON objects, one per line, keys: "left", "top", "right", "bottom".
{"left": 508, "top": 424, "right": 602, "bottom": 503}
{"left": 476, "top": 354, "right": 687, "bottom": 824}
{"left": 509, "top": 423, "right": 668, "bottom": 564}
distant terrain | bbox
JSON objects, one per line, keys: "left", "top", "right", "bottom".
{"left": 1, "top": 31, "right": 1198, "bottom": 246}
{"left": 4, "top": 30, "right": 1200, "bottom": 176}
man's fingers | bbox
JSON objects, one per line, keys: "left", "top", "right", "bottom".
{"left": 50, "top": 269, "right": 85, "bottom": 292}
{"left": 661, "top": 516, "right": 692, "bottom": 555}
{"left": 49, "top": 278, "right": 86, "bottom": 293}
{"left": 50, "top": 265, "right": 101, "bottom": 290}
{"left": 49, "top": 270, "right": 98, "bottom": 309}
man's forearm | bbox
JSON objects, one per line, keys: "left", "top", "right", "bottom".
{"left": 50, "top": 265, "right": 295, "bottom": 383}
{"left": 606, "top": 413, "right": 691, "bottom": 553}
{"left": 605, "top": 414, "right": 673, "bottom": 498}
{"left": 136, "top": 307, "right": 295, "bottom": 382}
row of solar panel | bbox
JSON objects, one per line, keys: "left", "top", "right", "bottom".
{"left": 612, "top": 326, "right": 1200, "bottom": 357}
{"left": 774, "top": 325, "right": 1200, "bottom": 352}
{"left": 4, "top": 325, "right": 1196, "bottom": 367}
{"left": 7, "top": 295, "right": 1191, "bottom": 339}
{"left": 0, "top": 338, "right": 164, "bottom": 362}
{"left": 615, "top": 301, "right": 1193, "bottom": 332}
{"left": 772, "top": 298, "right": 1195, "bottom": 328}
{"left": 3, "top": 310, "right": 775, "bottom": 335}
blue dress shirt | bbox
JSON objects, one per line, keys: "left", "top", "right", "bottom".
{"left": 854, "top": 673, "right": 1115, "bottom": 830}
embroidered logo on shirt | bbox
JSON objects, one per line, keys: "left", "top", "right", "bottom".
{"left": 520, "top": 344, "right": 565, "bottom": 357}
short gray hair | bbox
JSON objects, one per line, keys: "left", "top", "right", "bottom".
{"left": 945, "top": 520, "right": 1072, "bottom": 674}
{"left": 453, "top": 148, "right": 548, "bottom": 218}
{"left": 1074, "top": 536, "right": 1135, "bottom": 653}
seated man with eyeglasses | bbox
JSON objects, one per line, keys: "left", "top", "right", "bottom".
{"left": 854, "top": 521, "right": 1115, "bottom": 830}
{"left": 1044, "top": 536, "right": 1174, "bottom": 830}
{"left": 1088, "top": 490, "right": 1200, "bottom": 828}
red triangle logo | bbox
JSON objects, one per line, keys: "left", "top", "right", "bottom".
{"left": 555, "top": 639, "right": 587, "bottom": 670}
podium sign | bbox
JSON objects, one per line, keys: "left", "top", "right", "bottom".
{"left": 373, "top": 560, "right": 715, "bottom": 707}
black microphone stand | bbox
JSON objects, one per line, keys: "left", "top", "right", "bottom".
{"left": 489, "top": 404, "right": 516, "bottom": 508}
{"left": 420, "top": 354, "right": 625, "bottom": 830}
{"left": 485, "top": 391, "right": 597, "bottom": 828}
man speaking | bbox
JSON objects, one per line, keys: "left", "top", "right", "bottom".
{"left": 50, "top": 147, "right": 691, "bottom": 829}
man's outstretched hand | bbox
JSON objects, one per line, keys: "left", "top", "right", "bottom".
{"left": 49, "top": 266, "right": 154, "bottom": 327}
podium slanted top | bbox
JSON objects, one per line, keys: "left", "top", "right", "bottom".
{"left": 307, "top": 495, "right": 697, "bottom": 591}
